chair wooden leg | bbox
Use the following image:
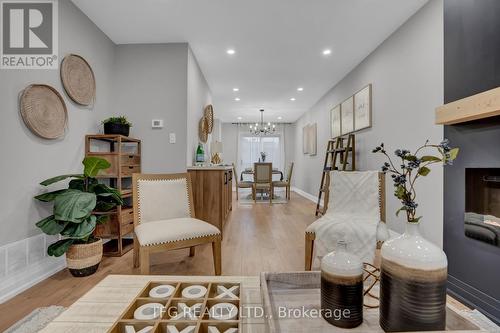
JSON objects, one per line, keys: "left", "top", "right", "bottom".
{"left": 269, "top": 186, "right": 273, "bottom": 204}
{"left": 189, "top": 246, "right": 196, "bottom": 257}
{"left": 140, "top": 247, "right": 150, "bottom": 275}
{"left": 212, "top": 239, "right": 222, "bottom": 276}
{"left": 133, "top": 234, "right": 140, "bottom": 268}
{"left": 305, "top": 233, "right": 315, "bottom": 271}
{"left": 253, "top": 186, "right": 256, "bottom": 203}
{"left": 236, "top": 188, "right": 239, "bottom": 200}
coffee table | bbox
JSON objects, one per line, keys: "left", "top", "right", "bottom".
{"left": 39, "top": 275, "right": 265, "bottom": 333}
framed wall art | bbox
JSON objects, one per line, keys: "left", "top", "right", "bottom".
{"left": 340, "top": 96, "right": 354, "bottom": 135}
{"left": 330, "top": 104, "right": 341, "bottom": 138}
{"left": 302, "top": 124, "right": 310, "bottom": 154}
{"left": 354, "top": 84, "right": 372, "bottom": 131}
{"left": 308, "top": 123, "right": 317, "bottom": 156}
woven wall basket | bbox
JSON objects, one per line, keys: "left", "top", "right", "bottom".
{"left": 199, "top": 116, "right": 209, "bottom": 143}
{"left": 20, "top": 84, "right": 68, "bottom": 139}
{"left": 204, "top": 104, "right": 214, "bottom": 133}
{"left": 60, "top": 54, "right": 96, "bottom": 106}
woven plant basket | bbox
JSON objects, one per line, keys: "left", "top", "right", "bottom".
{"left": 66, "top": 239, "right": 103, "bottom": 277}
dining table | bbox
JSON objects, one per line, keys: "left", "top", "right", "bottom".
{"left": 240, "top": 168, "right": 284, "bottom": 181}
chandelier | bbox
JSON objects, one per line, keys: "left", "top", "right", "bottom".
{"left": 249, "top": 109, "right": 276, "bottom": 135}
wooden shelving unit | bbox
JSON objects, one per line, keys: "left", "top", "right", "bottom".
{"left": 85, "top": 134, "right": 141, "bottom": 257}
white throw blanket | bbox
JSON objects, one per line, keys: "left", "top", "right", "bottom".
{"left": 313, "top": 171, "right": 385, "bottom": 268}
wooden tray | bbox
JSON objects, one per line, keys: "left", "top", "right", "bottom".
{"left": 261, "top": 272, "right": 485, "bottom": 333}
{"left": 108, "top": 280, "right": 242, "bottom": 333}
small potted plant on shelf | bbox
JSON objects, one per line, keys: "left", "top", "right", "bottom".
{"left": 102, "top": 116, "right": 132, "bottom": 136}
{"left": 34, "top": 157, "right": 123, "bottom": 277}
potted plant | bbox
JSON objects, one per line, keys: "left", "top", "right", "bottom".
{"left": 372, "top": 139, "right": 458, "bottom": 332}
{"left": 102, "top": 116, "right": 132, "bottom": 136}
{"left": 34, "top": 157, "right": 123, "bottom": 277}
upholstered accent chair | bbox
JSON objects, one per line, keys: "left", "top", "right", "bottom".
{"left": 253, "top": 162, "right": 273, "bottom": 204}
{"left": 232, "top": 163, "right": 253, "bottom": 200}
{"left": 132, "top": 173, "right": 222, "bottom": 275}
{"left": 305, "top": 171, "right": 388, "bottom": 270}
{"left": 273, "top": 162, "right": 294, "bottom": 200}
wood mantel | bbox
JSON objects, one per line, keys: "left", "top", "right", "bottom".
{"left": 435, "top": 87, "right": 500, "bottom": 125}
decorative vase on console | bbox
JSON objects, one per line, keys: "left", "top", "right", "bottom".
{"left": 373, "top": 140, "right": 459, "bottom": 332}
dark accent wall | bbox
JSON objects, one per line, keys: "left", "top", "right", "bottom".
{"left": 444, "top": 0, "right": 500, "bottom": 324}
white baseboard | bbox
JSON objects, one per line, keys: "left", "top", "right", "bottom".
{"left": 0, "top": 234, "right": 66, "bottom": 303}
{"left": 291, "top": 187, "right": 318, "bottom": 203}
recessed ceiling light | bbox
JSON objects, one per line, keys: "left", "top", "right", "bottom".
{"left": 233, "top": 88, "right": 239, "bottom": 92}
{"left": 234, "top": 97, "right": 240, "bottom": 101}
{"left": 297, "top": 87, "right": 304, "bottom": 92}
{"left": 322, "top": 49, "right": 332, "bottom": 55}
{"left": 226, "top": 49, "right": 236, "bottom": 55}
{"left": 277, "top": 116, "right": 283, "bottom": 120}
{"left": 237, "top": 116, "right": 242, "bottom": 120}
{"left": 290, "top": 97, "right": 296, "bottom": 101}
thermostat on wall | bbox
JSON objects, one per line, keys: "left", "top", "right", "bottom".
{"left": 152, "top": 119, "right": 163, "bottom": 128}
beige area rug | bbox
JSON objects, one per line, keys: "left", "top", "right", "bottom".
{"left": 5, "top": 306, "right": 66, "bottom": 333}
{"left": 238, "top": 188, "right": 288, "bottom": 204}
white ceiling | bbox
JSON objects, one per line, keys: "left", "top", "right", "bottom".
{"left": 72, "top": 0, "right": 428, "bottom": 123}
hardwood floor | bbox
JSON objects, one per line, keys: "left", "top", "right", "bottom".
{"left": 0, "top": 192, "right": 316, "bottom": 331}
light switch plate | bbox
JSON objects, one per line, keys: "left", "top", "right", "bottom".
{"left": 169, "top": 133, "right": 176, "bottom": 144}
{"left": 152, "top": 119, "right": 164, "bottom": 128}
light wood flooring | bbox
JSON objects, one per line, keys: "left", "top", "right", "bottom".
{"left": 0, "top": 192, "right": 316, "bottom": 331}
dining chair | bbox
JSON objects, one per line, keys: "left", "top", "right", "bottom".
{"left": 232, "top": 163, "right": 253, "bottom": 200}
{"left": 273, "top": 162, "right": 294, "bottom": 200}
{"left": 132, "top": 173, "right": 222, "bottom": 275}
{"left": 253, "top": 162, "right": 273, "bottom": 204}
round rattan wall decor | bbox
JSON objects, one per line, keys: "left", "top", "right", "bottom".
{"left": 199, "top": 116, "right": 209, "bottom": 143}
{"left": 60, "top": 54, "right": 96, "bottom": 106}
{"left": 20, "top": 84, "right": 68, "bottom": 139}
{"left": 204, "top": 104, "right": 214, "bottom": 133}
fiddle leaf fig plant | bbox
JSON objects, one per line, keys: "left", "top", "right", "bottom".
{"left": 34, "top": 157, "right": 123, "bottom": 257}
{"left": 372, "top": 139, "right": 458, "bottom": 223}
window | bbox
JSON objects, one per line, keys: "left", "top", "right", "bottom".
{"left": 239, "top": 135, "right": 281, "bottom": 171}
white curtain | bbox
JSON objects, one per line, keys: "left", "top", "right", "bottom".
{"left": 237, "top": 124, "right": 286, "bottom": 179}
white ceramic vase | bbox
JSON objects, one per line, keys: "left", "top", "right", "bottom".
{"left": 379, "top": 221, "right": 448, "bottom": 332}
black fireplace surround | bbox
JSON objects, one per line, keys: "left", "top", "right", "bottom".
{"left": 444, "top": 0, "right": 500, "bottom": 324}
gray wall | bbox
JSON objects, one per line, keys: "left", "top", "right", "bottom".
{"left": 0, "top": 0, "right": 115, "bottom": 247}
{"left": 0, "top": 11, "right": 213, "bottom": 247}
{"left": 187, "top": 47, "right": 213, "bottom": 165}
{"left": 443, "top": 0, "right": 500, "bottom": 323}
{"left": 221, "top": 123, "right": 239, "bottom": 166}
{"left": 112, "top": 44, "right": 189, "bottom": 173}
{"left": 292, "top": 0, "right": 444, "bottom": 245}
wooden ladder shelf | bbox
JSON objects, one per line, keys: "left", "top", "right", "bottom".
{"left": 315, "top": 134, "right": 355, "bottom": 216}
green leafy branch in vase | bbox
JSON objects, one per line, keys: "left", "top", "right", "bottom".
{"left": 372, "top": 139, "right": 458, "bottom": 223}
{"left": 34, "top": 157, "right": 123, "bottom": 257}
